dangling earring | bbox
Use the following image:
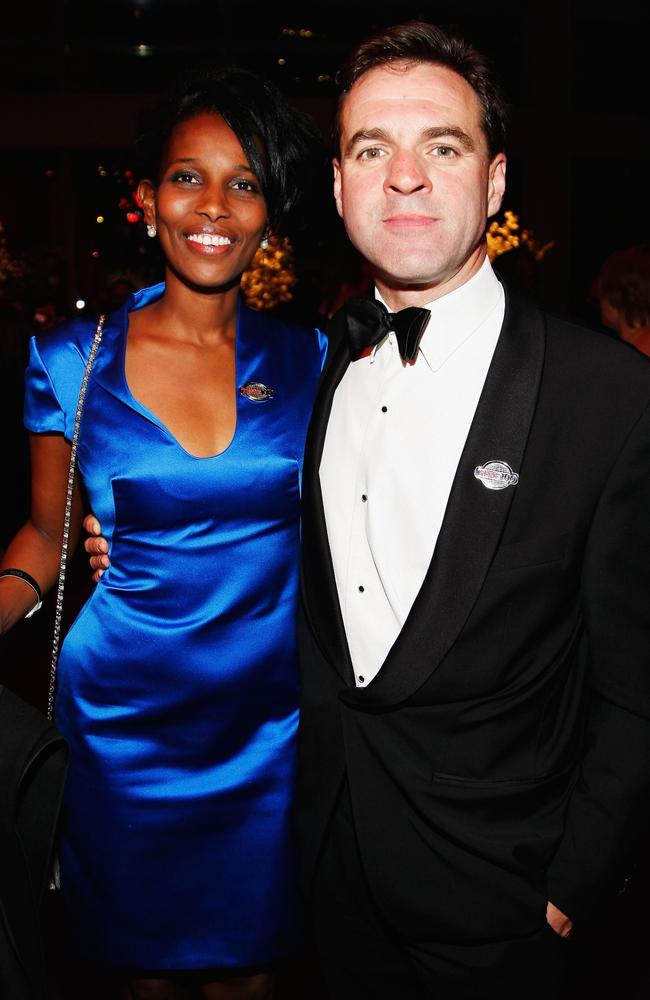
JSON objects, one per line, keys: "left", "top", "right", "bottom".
{"left": 260, "top": 229, "right": 270, "bottom": 251}
{"left": 146, "top": 223, "right": 157, "bottom": 238}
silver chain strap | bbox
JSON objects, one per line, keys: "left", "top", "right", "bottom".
{"left": 47, "top": 315, "right": 105, "bottom": 721}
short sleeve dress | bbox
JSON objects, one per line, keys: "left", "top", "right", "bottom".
{"left": 23, "top": 283, "right": 327, "bottom": 970}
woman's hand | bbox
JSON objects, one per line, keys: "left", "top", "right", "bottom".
{"left": 83, "top": 514, "right": 110, "bottom": 583}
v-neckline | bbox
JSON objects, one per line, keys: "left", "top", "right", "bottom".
{"left": 120, "top": 293, "right": 242, "bottom": 461}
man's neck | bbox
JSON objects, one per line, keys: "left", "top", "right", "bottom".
{"left": 374, "top": 248, "right": 487, "bottom": 312}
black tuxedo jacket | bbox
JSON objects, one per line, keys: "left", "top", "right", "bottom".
{"left": 296, "top": 285, "right": 650, "bottom": 944}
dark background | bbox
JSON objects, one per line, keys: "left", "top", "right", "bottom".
{"left": 0, "top": 0, "right": 647, "bottom": 325}
{"left": 1, "top": 2, "right": 648, "bottom": 997}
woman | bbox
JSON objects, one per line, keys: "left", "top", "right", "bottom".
{"left": 0, "top": 68, "right": 327, "bottom": 999}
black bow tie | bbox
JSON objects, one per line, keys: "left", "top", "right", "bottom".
{"left": 345, "top": 298, "right": 431, "bottom": 363}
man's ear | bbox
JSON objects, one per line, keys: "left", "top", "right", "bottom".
{"left": 487, "top": 153, "right": 507, "bottom": 218}
{"left": 138, "top": 178, "right": 157, "bottom": 227}
{"left": 333, "top": 159, "right": 343, "bottom": 219}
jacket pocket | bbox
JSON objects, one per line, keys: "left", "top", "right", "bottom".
{"left": 489, "top": 532, "right": 569, "bottom": 573}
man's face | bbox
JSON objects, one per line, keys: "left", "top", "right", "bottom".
{"left": 334, "top": 62, "right": 506, "bottom": 305}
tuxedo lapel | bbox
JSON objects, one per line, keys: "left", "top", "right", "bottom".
{"left": 340, "top": 286, "right": 547, "bottom": 708}
{"left": 301, "top": 308, "right": 355, "bottom": 684}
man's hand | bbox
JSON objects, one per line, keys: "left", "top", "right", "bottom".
{"left": 83, "top": 514, "right": 110, "bottom": 583}
{"left": 546, "top": 900, "right": 573, "bottom": 938}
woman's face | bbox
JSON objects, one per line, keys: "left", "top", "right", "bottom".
{"left": 141, "top": 112, "right": 268, "bottom": 290}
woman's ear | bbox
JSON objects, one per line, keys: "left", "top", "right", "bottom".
{"left": 138, "top": 179, "right": 157, "bottom": 228}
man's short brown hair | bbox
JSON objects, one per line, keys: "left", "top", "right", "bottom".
{"left": 335, "top": 20, "right": 508, "bottom": 160}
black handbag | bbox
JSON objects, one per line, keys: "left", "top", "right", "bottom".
{"left": 0, "top": 686, "right": 68, "bottom": 1000}
{"left": 0, "top": 315, "right": 104, "bottom": 998}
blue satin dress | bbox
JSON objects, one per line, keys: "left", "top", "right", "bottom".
{"left": 24, "top": 283, "right": 327, "bottom": 969}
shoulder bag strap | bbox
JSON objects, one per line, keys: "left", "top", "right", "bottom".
{"left": 47, "top": 314, "right": 105, "bottom": 721}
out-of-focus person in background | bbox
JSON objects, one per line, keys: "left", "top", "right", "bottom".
{"left": 594, "top": 244, "right": 650, "bottom": 356}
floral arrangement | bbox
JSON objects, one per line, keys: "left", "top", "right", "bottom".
{"left": 240, "top": 234, "right": 297, "bottom": 310}
{"left": 486, "top": 210, "right": 554, "bottom": 262}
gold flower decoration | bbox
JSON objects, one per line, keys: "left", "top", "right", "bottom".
{"left": 486, "top": 210, "right": 554, "bottom": 262}
{"left": 241, "top": 234, "right": 297, "bottom": 310}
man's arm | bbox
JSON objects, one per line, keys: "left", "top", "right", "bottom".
{"left": 546, "top": 402, "right": 650, "bottom": 921}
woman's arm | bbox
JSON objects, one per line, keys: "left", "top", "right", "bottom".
{"left": 0, "top": 432, "right": 82, "bottom": 634}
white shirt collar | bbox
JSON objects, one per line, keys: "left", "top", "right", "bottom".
{"left": 374, "top": 257, "right": 503, "bottom": 372}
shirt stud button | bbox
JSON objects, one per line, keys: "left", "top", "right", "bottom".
{"left": 381, "top": 405, "right": 388, "bottom": 413}
{"left": 358, "top": 585, "right": 365, "bottom": 592}
{"left": 358, "top": 676, "right": 365, "bottom": 684}
{"left": 361, "top": 494, "right": 367, "bottom": 502}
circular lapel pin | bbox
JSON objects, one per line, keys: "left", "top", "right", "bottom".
{"left": 474, "top": 460, "right": 519, "bottom": 490}
{"left": 239, "top": 381, "right": 275, "bottom": 402}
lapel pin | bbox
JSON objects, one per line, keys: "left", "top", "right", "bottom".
{"left": 239, "top": 381, "right": 275, "bottom": 402}
{"left": 474, "top": 460, "right": 519, "bottom": 490}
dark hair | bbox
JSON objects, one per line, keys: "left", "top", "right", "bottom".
{"left": 335, "top": 21, "right": 508, "bottom": 160}
{"left": 138, "top": 66, "right": 324, "bottom": 232}
{"left": 594, "top": 245, "right": 650, "bottom": 326}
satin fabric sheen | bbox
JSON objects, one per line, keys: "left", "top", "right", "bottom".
{"left": 24, "top": 283, "right": 327, "bottom": 969}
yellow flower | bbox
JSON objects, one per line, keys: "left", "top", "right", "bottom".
{"left": 486, "top": 211, "right": 554, "bottom": 262}
{"left": 241, "top": 235, "right": 297, "bottom": 310}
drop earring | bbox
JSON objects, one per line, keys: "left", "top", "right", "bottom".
{"left": 146, "top": 223, "right": 157, "bottom": 238}
{"left": 260, "top": 229, "right": 270, "bottom": 251}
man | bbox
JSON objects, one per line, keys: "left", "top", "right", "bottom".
{"left": 85, "top": 21, "right": 650, "bottom": 999}
{"left": 295, "top": 20, "right": 650, "bottom": 999}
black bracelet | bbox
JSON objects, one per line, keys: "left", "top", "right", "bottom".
{"left": 0, "top": 568, "right": 43, "bottom": 616}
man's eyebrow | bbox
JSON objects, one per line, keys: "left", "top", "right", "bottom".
{"left": 421, "top": 126, "right": 476, "bottom": 150}
{"left": 343, "top": 125, "right": 476, "bottom": 157}
{"left": 343, "top": 128, "right": 391, "bottom": 157}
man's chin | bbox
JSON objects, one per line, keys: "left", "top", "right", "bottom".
{"left": 372, "top": 248, "right": 487, "bottom": 300}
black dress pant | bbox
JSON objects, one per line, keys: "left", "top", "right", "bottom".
{"left": 308, "top": 784, "right": 569, "bottom": 1000}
